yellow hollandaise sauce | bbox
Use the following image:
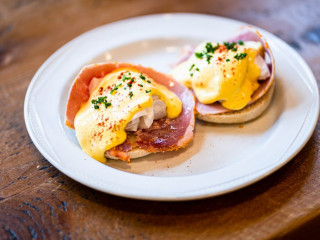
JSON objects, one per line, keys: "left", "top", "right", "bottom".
{"left": 171, "top": 41, "right": 263, "bottom": 110}
{"left": 74, "top": 68, "right": 182, "bottom": 162}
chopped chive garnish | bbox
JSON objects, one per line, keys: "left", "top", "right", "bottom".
{"left": 205, "top": 43, "right": 214, "bottom": 53}
{"left": 205, "top": 42, "right": 219, "bottom": 53}
{"left": 223, "top": 41, "right": 237, "bottom": 50}
{"left": 195, "top": 52, "right": 204, "bottom": 59}
{"left": 104, "top": 102, "right": 111, "bottom": 108}
{"left": 145, "top": 90, "right": 151, "bottom": 93}
{"left": 196, "top": 43, "right": 219, "bottom": 64}
{"left": 110, "top": 83, "right": 122, "bottom": 94}
{"left": 122, "top": 74, "right": 131, "bottom": 82}
{"left": 234, "top": 52, "right": 247, "bottom": 60}
{"left": 91, "top": 96, "right": 111, "bottom": 109}
{"left": 206, "top": 54, "right": 212, "bottom": 64}
{"left": 140, "top": 74, "right": 146, "bottom": 80}
{"left": 189, "top": 63, "right": 195, "bottom": 71}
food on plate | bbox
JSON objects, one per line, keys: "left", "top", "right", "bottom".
{"left": 65, "top": 63, "right": 195, "bottom": 162}
{"left": 171, "top": 26, "right": 275, "bottom": 123}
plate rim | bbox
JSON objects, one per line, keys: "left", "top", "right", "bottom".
{"left": 24, "top": 13, "right": 320, "bottom": 201}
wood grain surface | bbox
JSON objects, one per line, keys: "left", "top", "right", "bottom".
{"left": 1, "top": 0, "right": 320, "bottom": 239}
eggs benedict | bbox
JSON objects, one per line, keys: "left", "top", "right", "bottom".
{"left": 171, "top": 26, "right": 275, "bottom": 123}
{"left": 65, "top": 63, "right": 195, "bottom": 162}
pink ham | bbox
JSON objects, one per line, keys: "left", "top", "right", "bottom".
{"left": 170, "top": 45, "right": 195, "bottom": 68}
{"left": 173, "top": 26, "right": 275, "bottom": 115}
{"left": 65, "top": 62, "right": 195, "bottom": 159}
{"left": 228, "top": 26, "right": 275, "bottom": 103}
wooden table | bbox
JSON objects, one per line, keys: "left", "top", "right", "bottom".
{"left": 1, "top": 0, "right": 320, "bottom": 239}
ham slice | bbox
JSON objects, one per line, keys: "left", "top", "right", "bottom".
{"left": 172, "top": 26, "right": 275, "bottom": 115}
{"left": 228, "top": 26, "right": 275, "bottom": 103}
{"left": 170, "top": 44, "right": 195, "bottom": 68}
{"left": 65, "top": 62, "right": 195, "bottom": 160}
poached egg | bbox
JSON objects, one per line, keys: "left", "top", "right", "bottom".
{"left": 74, "top": 68, "right": 182, "bottom": 162}
{"left": 171, "top": 41, "right": 270, "bottom": 110}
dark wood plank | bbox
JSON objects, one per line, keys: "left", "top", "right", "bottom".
{"left": 1, "top": 0, "right": 320, "bottom": 239}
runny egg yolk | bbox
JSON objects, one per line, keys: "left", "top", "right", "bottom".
{"left": 74, "top": 68, "right": 182, "bottom": 162}
{"left": 171, "top": 41, "right": 262, "bottom": 110}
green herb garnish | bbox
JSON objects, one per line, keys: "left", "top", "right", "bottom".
{"left": 195, "top": 52, "right": 204, "bottom": 59}
{"left": 189, "top": 63, "right": 195, "bottom": 71}
{"left": 223, "top": 42, "right": 237, "bottom": 50}
{"left": 205, "top": 43, "right": 214, "bottom": 53}
{"left": 238, "top": 40, "right": 244, "bottom": 45}
{"left": 226, "top": 59, "right": 230, "bottom": 62}
{"left": 110, "top": 83, "right": 122, "bottom": 94}
{"left": 206, "top": 54, "right": 212, "bottom": 64}
{"left": 195, "top": 42, "right": 219, "bottom": 63}
{"left": 145, "top": 90, "right": 151, "bottom": 93}
{"left": 104, "top": 102, "right": 111, "bottom": 108}
{"left": 140, "top": 74, "right": 146, "bottom": 80}
{"left": 129, "top": 91, "right": 133, "bottom": 98}
{"left": 234, "top": 52, "right": 247, "bottom": 60}
{"left": 205, "top": 42, "right": 219, "bottom": 53}
{"left": 122, "top": 74, "right": 131, "bottom": 82}
{"left": 91, "top": 96, "right": 112, "bottom": 109}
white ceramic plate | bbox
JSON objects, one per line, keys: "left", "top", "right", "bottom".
{"left": 24, "top": 13, "right": 319, "bottom": 201}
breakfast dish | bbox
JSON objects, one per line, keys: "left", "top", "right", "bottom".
{"left": 65, "top": 62, "right": 195, "bottom": 162}
{"left": 24, "top": 14, "right": 319, "bottom": 200}
{"left": 171, "top": 26, "right": 275, "bottom": 123}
